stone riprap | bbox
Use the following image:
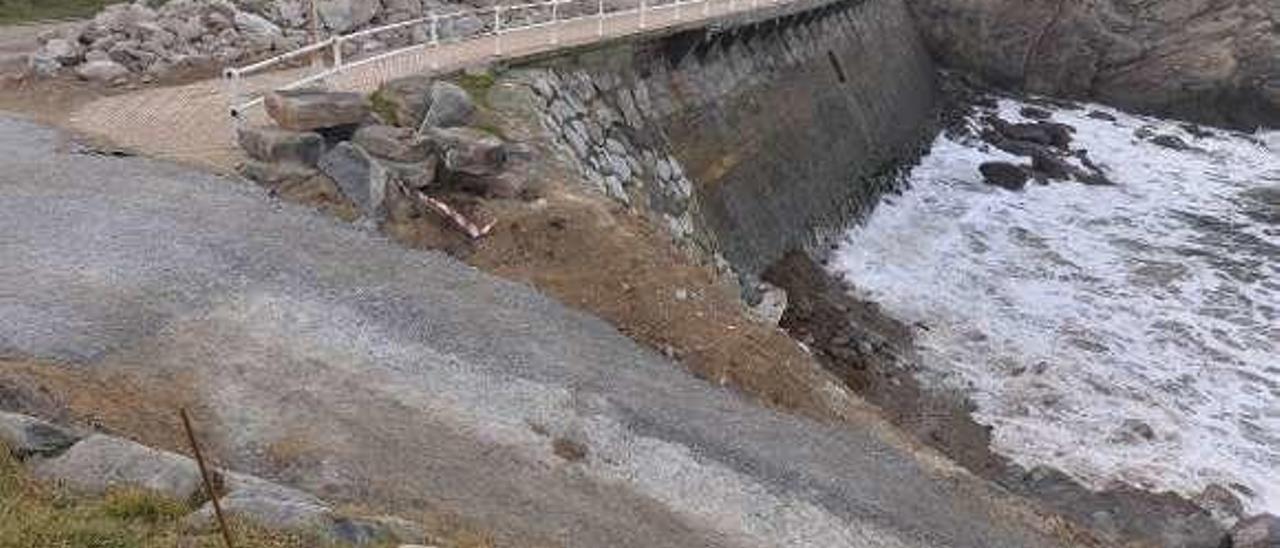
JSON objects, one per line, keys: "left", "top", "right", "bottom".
{"left": 519, "top": 0, "right": 938, "bottom": 283}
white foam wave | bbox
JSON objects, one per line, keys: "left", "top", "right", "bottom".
{"left": 832, "top": 99, "right": 1280, "bottom": 516}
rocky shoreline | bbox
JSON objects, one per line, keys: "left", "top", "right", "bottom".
{"left": 782, "top": 76, "right": 1280, "bottom": 547}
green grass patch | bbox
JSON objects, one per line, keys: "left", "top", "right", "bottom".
{"left": 369, "top": 89, "right": 401, "bottom": 126}
{"left": 0, "top": 443, "right": 358, "bottom": 548}
{"left": 0, "top": 0, "right": 120, "bottom": 25}
{"left": 452, "top": 72, "right": 496, "bottom": 107}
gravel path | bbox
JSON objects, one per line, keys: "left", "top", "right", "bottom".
{"left": 0, "top": 115, "right": 1081, "bottom": 547}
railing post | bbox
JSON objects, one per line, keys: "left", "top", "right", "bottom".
{"left": 551, "top": 0, "right": 559, "bottom": 44}
{"left": 225, "top": 68, "right": 241, "bottom": 135}
{"left": 429, "top": 13, "right": 440, "bottom": 69}
{"left": 675, "top": 0, "right": 681, "bottom": 21}
{"left": 703, "top": 0, "right": 709, "bottom": 17}
{"left": 639, "top": 0, "right": 646, "bottom": 29}
{"left": 494, "top": 5, "right": 502, "bottom": 56}
{"left": 597, "top": 0, "right": 604, "bottom": 36}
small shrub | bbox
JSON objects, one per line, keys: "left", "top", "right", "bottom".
{"left": 369, "top": 89, "right": 401, "bottom": 126}
{"left": 454, "top": 72, "right": 497, "bottom": 107}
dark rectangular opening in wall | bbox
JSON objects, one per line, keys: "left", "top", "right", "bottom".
{"left": 827, "top": 50, "right": 847, "bottom": 83}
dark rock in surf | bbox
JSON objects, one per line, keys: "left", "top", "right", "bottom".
{"left": 979, "top": 162, "right": 1030, "bottom": 190}
{"left": 1020, "top": 106, "right": 1052, "bottom": 120}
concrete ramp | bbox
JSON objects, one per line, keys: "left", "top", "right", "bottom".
{"left": 0, "top": 115, "right": 1073, "bottom": 547}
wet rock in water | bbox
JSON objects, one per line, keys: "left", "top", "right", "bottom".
{"left": 1019, "top": 106, "right": 1052, "bottom": 120}
{"left": 979, "top": 162, "right": 1030, "bottom": 190}
{"left": 1030, "top": 149, "right": 1073, "bottom": 181}
{"left": 318, "top": 142, "right": 388, "bottom": 219}
{"left": 1110, "top": 418, "right": 1156, "bottom": 443}
{"left": 421, "top": 81, "right": 476, "bottom": 129}
{"left": 1192, "top": 483, "right": 1245, "bottom": 522}
{"left": 1151, "top": 134, "right": 1191, "bottom": 150}
{"left": 265, "top": 89, "right": 370, "bottom": 131}
{"left": 1230, "top": 514, "right": 1280, "bottom": 548}
{"left": 1180, "top": 123, "right": 1214, "bottom": 139}
{"left": 1087, "top": 110, "right": 1117, "bottom": 122}
{"left": 0, "top": 411, "right": 80, "bottom": 459}
{"left": 237, "top": 126, "right": 324, "bottom": 167}
{"left": 35, "top": 434, "right": 205, "bottom": 501}
{"left": 985, "top": 116, "right": 1073, "bottom": 149}
{"left": 353, "top": 124, "right": 428, "bottom": 162}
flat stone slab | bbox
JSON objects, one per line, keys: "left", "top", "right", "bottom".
{"left": 0, "top": 411, "right": 80, "bottom": 459}
{"left": 237, "top": 125, "right": 325, "bottom": 167}
{"left": 35, "top": 434, "right": 204, "bottom": 502}
{"left": 187, "top": 473, "right": 331, "bottom": 533}
{"left": 265, "top": 89, "right": 369, "bottom": 131}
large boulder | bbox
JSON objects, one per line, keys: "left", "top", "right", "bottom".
{"left": 237, "top": 126, "right": 325, "bottom": 166}
{"left": 352, "top": 124, "right": 430, "bottom": 162}
{"left": 430, "top": 127, "right": 506, "bottom": 177}
{"left": 265, "top": 89, "right": 370, "bottom": 131}
{"left": 375, "top": 75, "right": 434, "bottom": 127}
{"left": 1229, "top": 514, "right": 1280, "bottom": 548}
{"left": 317, "top": 0, "right": 381, "bottom": 33}
{"left": 75, "top": 59, "right": 130, "bottom": 83}
{"left": 34, "top": 434, "right": 205, "bottom": 502}
{"left": 318, "top": 142, "right": 388, "bottom": 219}
{"left": 234, "top": 11, "right": 284, "bottom": 49}
{"left": 0, "top": 412, "right": 80, "bottom": 459}
{"left": 421, "top": 81, "right": 476, "bottom": 129}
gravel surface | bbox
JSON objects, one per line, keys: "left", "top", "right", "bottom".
{"left": 0, "top": 115, "right": 1076, "bottom": 547}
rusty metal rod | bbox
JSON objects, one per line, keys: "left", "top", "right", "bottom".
{"left": 180, "top": 408, "right": 235, "bottom": 548}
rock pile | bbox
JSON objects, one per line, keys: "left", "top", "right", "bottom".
{"left": 28, "top": 0, "right": 307, "bottom": 84}
{"left": 21, "top": 0, "right": 498, "bottom": 85}
{"left": 0, "top": 411, "right": 427, "bottom": 544}
{"left": 238, "top": 73, "right": 528, "bottom": 231}
{"left": 975, "top": 109, "right": 1113, "bottom": 189}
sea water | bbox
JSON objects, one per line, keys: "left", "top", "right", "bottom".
{"left": 832, "top": 99, "right": 1280, "bottom": 515}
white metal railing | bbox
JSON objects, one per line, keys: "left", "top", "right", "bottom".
{"left": 223, "top": 0, "right": 794, "bottom": 125}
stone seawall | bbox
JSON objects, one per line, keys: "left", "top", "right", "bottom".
{"left": 516, "top": 0, "right": 939, "bottom": 285}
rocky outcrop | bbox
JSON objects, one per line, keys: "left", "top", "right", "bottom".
{"left": 906, "top": 0, "right": 1280, "bottom": 129}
